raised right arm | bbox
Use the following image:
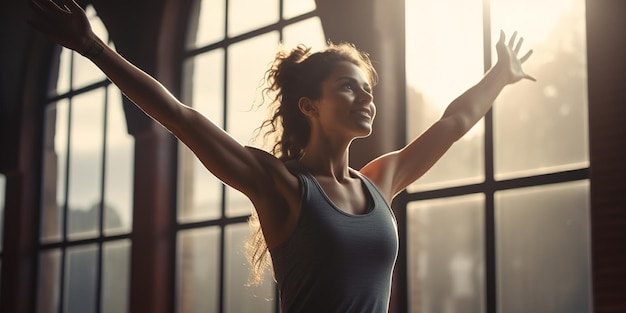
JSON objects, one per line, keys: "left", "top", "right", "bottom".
{"left": 27, "top": 0, "right": 283, "bottom": 195}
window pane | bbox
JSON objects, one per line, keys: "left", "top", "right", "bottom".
{"left": 225, "top": 186, "right": 253, "bottom": 218}
{"left": 72, "top": 50, "right": 106, "bottom": 90}
{"left": 56, "top": 48, "right": 71, "bottom": 95}
{"left": 67, "top": 90, "right": 105, "bottom": 240}
{"left": 101, "top": 240, "right": 131, "bottom": 313}
{"left": 224, "top": 223, "right": 275, "bottom": 313}
{"left": 228, "top": 0, "right": 279, "bottom": 37}
{"left": 189, "top": 0, "right": 226, "bottom": 48}
{"left": 405, "top": 0, "right": 485, "bottom": 192}
{"left": 104, "top": 87, "right": 134, "bottom": 235}
{"left": 491, "top": 0, "right": 589, "bottom": 179}
{"left": 225, "top": 33, "right": 280, "bottom": 217}
{"left": 177, "top": 227, "right": 220, "bottom": 313}
{"left": 407, "top": 194, "right": 485, "bottom": 313}
{"left": 178, "top": 49, "right": 225, "bottom": 222}
{"left": 227, "top": 32, "right": 279, "bottom": 146}
{"left": 41, "top": 100, "right": 70, "bottom": 243}
{"left": 283, "top": 0, "right": 316, "bottom": 19}
{"left": 496, "top": 180, "right": 591, "bottom": 313}
{"left": 37, "top": 249, "right": 62, "bottom": 313}
{"left": 64, "top": 244, "right": 98, "bottom": 313}
{"left": 282, "top": 17, "right": 327, "bottom": 51}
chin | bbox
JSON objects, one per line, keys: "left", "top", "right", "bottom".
{"left": 355, "top": 128, "right": 373, "bottom": 138}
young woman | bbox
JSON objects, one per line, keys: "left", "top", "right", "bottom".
{"left": 28, "top": 0, "right": 535, "bottom": 311}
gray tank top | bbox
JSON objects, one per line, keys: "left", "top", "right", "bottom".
{"left": 270, "top": 161, "right": 399, "bottom": 313}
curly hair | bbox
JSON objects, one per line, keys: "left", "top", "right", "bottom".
{"left": 246, "top": 42, "right": 378, "bottom": 286}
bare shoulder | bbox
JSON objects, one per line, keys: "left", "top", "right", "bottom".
{"left": 359, "top": 151, "right": 402, "bottom": 204}
{"left": 244, "top": 146, "right": 299, "bottom": 202}
{"left": 244, "top": 146, "right": 301, "bottom": 248}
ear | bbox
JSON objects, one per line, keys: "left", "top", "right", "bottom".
{"left": 298, "top": 97, "right": 318, "bottom": 117}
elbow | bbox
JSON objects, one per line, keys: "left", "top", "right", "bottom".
{"left": 443, "top": 115, "right": 471, "bottom": 142}
{"left": 165, "top": 104, "right": 193, "bottom": 134}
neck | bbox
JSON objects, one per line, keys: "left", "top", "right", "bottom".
{"left": 299, "top": 134, "right": 353, "bottom": 181}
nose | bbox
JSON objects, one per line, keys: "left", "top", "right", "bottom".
{"left": 358, "top": 87, "right": 373, "bottom": 104}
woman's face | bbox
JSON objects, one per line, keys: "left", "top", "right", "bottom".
{"left": 309, "top": 61, "right": 376, "bottom": 139}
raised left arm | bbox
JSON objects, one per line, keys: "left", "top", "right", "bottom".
{"left": 361, "top": 31, "right": 535, "bottom": 203}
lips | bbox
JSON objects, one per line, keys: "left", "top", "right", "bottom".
{"left": 352, "top": 108, "right": 372, "bottom": 119}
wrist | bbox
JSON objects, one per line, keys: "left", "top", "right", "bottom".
{"left": 488, "top": 62, "right": 512, "bottom": 87}
{"left": 79, "top": 35, "right": 104, "bottom": 59}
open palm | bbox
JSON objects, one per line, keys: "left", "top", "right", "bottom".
{"left": 496, "top": 30, "right": 536, "bottom": 83}
{"left": 28, "top": 0, "right": 92, "bottom": 53}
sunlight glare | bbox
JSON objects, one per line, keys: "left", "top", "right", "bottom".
{"left": 405, "top": 0, "right": 484, "bottom": 112}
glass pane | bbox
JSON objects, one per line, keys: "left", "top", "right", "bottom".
{"left": 405, "top": 0, "right": 485, "bottom": 192}
{"left": 41, "top": 100, "right": 70, "bottom": 243}
{"left": 37, "top": 249, "right": 62, "bottom": 313}
{"left": 177, "top": 227, "right": 220, "bottom": 313}
{"left": 56, "top": 48, "right": 71, "bottom": 95}
{"left": 178, "top": 49, "right": 225, "bottom": 222}
{"left": 496, "top": 180, "right": 591, "bottom": 313}
{"left": 224, "top": 223, "right": 275, "bottom": 313}
{"left": 491, "top": 0, "right": 589, "bottom": 179}
{"left": 72, "top": 50, "right": 106, "bottom": 90}
{"left": 101, "top": 240, "right": 131, "bottom": 313}
{"left": 64, "top": 244, "right": 98, "bottom": 313}
{"left": 188, "top": 0, "right": 225, "bottom": 48}
{"left": 68, "top": 90, "right": 105, "bottom": 240}
{"left": 407, "top": 194, "right": 485, "bottom": 313}
{"left": 0, "top": 174, "right": 5, "bottom": 252}
{"left": 282, "top": 17, "right": 327, "bottom": 51}
{"left": 225, "top": 186, "right": 253, "bottom": 218}
{"left": 227, "top": 32, "right": 279, "bottom": 148}
{"left": 283, "top": 0, "right": 316, "bottom": 19}
{"left": 104, "top": 87, "right": 134, "bottom": 235}
{"left": 72, "top": 6, "right": 107, "bottom": 89}
{"left": 225, "top": 33, "right": 279, "bottom": 217}
{"left": 228, "top": 0, "right": 279, "bottom": 37}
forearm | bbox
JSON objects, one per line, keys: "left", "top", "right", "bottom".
{"left": 83, "top": 35, "right": 184, "bottom": 131}
{"left": 441, "top": 64, "right": 509, "bottom": 135}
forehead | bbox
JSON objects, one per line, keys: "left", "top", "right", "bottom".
{"left": 327, "top": 61, "right": 371, "bottom": 85}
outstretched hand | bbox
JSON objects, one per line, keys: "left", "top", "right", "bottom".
{"left": 495, "top": 30, "right": 536, "bottom": 83}
{"left": 27, "top": 0, "right": 94, "bottom": 54}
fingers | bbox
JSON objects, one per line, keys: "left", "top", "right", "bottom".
{"left": 508, "top": 31, "right": 518, "bottom": 48}
{"left": 31, "top": 0, "right": 67, "bottom": 14}
{"left": 503, "top": 30, "right": 531, "bottom": 60}
{"left": 519, "top": 49, "right": 533, "bottom": 63}
{"left": 524, "top": 73, "right": 537, "bottom": 82}
{"left": 61, "top": 0, "right": 83, "bottom": 13}
{"left": 498, "top": 30, "right": 505, "bottom": 45}
{"left": 514, "top": 37, "right": 523, "bottom": 54}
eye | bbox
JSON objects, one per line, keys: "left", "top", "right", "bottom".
{"left": 342, "top": 82, "right": 353, "bottom": 90}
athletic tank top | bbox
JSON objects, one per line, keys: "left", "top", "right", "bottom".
{"left": 269, "top": 161, "right": 399, "bottom": 313}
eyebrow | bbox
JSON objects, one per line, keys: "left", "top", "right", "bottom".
{"left": 335, "top": 76, "right": 372, "bottom": 89}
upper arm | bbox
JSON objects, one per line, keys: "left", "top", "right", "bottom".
{"left": 361, "top": 116, "right": 465, "bottom": 201}
{"left": 169, "top": 105, "right": 284, "bottom": 196}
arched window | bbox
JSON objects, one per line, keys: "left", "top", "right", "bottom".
{"left": 36, "top": 6, "right": 134, "bottom": 313}
{"left": 175, "top": 0, "right": 326, "bottom": 312}
{"left": 404, "top": 0, "right": 590, "bottom": 312}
